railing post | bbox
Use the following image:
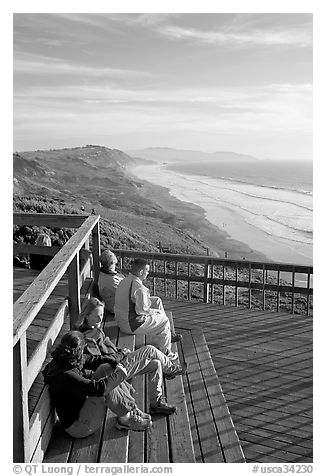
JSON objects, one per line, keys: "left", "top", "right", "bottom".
{"left": 235, "top": 264, "right": 239, "bottom": 307}
{"left": 248, "top": 263, "right": 252, "bottom": 309}
{"left": 277, "top": 266, "right": 280, "bottom": 312}
{"left": 152, "top": 255, "right": 156, "bottom": 295}
{"left": 222, "top": 263, "right": 226, "bottom": 306}
{"left": 203, "top": 258, "right": 209, "bottom": 303}
{"left": 92, "top": 220, "right": 100, "bottom": 283}
{"left": 262, "top": 264, "right": 266, "bottom": 310}
{"left": 187, "top": 257, "right": 190, "bottom": 301}
{"left": 164, "top": 257, "right": 167, "bottom": 297}
{"left": 13, "top": 335, "right": 30, "bottom": 462}
{"left": 291, "top": 267, "right": 295, "bottom": 314}
{"left": 307, "top": 272, "right": 311, "bottom": 316}
{"left": 68, "top": 253, "right": 81, "bottom": 329}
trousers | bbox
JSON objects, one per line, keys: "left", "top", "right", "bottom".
{"left": 65, "top": 363, "right": 135, "bottom": 438}
{"left": 123, "top": 344, "right": 175, "bottom": 404}
{"left": 132, "top": 297, "right": 172, "bottom": 353}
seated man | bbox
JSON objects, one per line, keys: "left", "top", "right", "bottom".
{"left": 98, "top": 250, "right": 124, "bottom": 314}
{"left": 114, "top": 258, "right": 181, "bottom": 360}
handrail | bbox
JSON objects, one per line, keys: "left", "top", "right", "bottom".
{"left": 114, "top": 249, "right": 313, "bottom": 315}
{"left": 13, "top": 212, "right": 87, "bottom": 228}
{"left": 13, "top": 212, "right": 101, "bottom": 462}
{"left": 113, "top": 248, "right": 313, "bottom": 273}
{"left": 13, "top": 215, "right": 100, "bottom": 346}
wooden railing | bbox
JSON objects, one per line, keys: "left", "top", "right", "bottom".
{"left": 13, "top": 213, "right": 101, "bottom": 462}
{"left": 114, "top": 249, "right": 313, "bottom": 316}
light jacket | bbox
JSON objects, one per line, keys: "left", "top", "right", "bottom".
{"left": 114, "top": 273, "right": 151, "bottom": 332}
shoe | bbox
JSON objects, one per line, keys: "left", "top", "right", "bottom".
{"left": 132, "top": 407, "right": 152, "bottom": 420}
{"left": 149, "top": 397, "right": 177, "bottom": 415}
{"left": 171, "top": 333, "right": 183, "bottom": 343}
{"left": 164, "top": 362, "right": 187, "bottom": 380}
{"left": 165, "top": 350, "right": 179, "bottom": 361}
{"left": 116, "top": 412, "right": 152, "bottom": 432}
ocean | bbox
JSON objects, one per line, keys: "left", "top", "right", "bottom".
{"left": 131, "top": 160, "right": 313, "bottom": 266}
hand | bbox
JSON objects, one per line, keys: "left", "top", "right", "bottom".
{"left": 122, "top": 348, "right": 131, "bottom": 355}
{"left": 115, "top": 363, "right": 128, "bottom": 376}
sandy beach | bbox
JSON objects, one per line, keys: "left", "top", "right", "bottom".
{"left": 130, "top": 163, "right": 313, "bottom": 266}
{"left": 129, "top": 166, "right": 269, "bottom": 262}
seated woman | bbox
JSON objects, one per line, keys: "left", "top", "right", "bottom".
{"left": 42, "top": 331, "right": 152, "bottom": 436}
{"left": 97, "top": 250, "right": 124, "bottom": 314}
{"left": 78, "top": 297, "right": 187, "bottom": 415}
{"left": 29, "top": 233, "right": 52, "bottom": 270}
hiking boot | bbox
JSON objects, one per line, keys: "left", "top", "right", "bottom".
{"left": 165, "top": 350, "right": 179, "bottom": 361}
{"left": 116, "top": 412, "right": 152, "bottom": 431}
{"left": 132, "top": 407, "right": 152, "bottom": 420}
{"left": 171, "top": 333, "right": 183, "bottom": 343}
{"left": 164, "top": 362, "right": 187, "bottom": 380}
{"left": 149, "top": 397, "right": 177, "bottom": 415}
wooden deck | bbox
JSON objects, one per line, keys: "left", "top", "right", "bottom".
{"left": 164, "top": 300, "right": 313, "bottom": 463}
{"left": 13, "top": 268, "right": 312, "bottom": 463}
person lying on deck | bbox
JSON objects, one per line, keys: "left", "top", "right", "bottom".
{"left": 114, "top": 258, "right": 182, "bottom": 360}
{"left": 77, "top": 297, "right": 187, "bottom": 417}
{"left": 97, "top": 250, "right": 125, "bottom": 314}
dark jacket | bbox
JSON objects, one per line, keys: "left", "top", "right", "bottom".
{"left": 42, "top": 354, "right": 126, "bottom": 429}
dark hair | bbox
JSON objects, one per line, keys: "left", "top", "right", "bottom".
{"left": 131, "top": 258, "right": 150, "bottom": 275}
{"left": 51, "top": 331, "right": 85, "bottom": 367}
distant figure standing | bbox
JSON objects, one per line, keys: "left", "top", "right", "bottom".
{"left": 91, "top": 208, "right": 96, "bottom": 215}
{"left": 81, "top": 205, "right": 85, "bottom": 212}
{"left": 114, "top": 258, "right": 181, "bottom": 360}
{"left": 98, "top": 251, "right": 124, "bottom": 314}
{"left": 29, "top": 233, "right": 52, "bottom": 271}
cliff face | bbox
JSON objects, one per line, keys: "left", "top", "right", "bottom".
{"left": 13, "top": 146, "right": 208, "bottom": 255}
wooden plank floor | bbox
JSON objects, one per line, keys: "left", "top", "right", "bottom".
{"left": 164, "top": 300, "right": 313, "bottom": 463}
{"left": 13, "top": 269, "right": 312, "bottom": 463}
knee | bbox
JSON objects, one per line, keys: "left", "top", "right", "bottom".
{"left": 92, "top": 363, "right": 114, "bottom": 380}
{"left": 149, "top": 359, "right": 161, "bottom": 371}
{"left": 145, "top": 344, "right": 157, "bottom": 355}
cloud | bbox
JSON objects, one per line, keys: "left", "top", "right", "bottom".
{"left": 157, "top": 24, "right": 312, "bottom": 47}
{"left": 14, "top": 53, "right": 155, "bottom": 80}
{"left": 14, "top": 80, "right": 312, "bottom": 138}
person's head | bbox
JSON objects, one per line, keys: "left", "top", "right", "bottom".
{"left": 35, "top": 233, "right": 51, "bottom": 247}
{"left": 100, "top": 250, "right": 118, "bottom": 273}
{"left": 51, "top": 331, "right": 85, "bottom": 367}
{"left": 131, "top": 258, "right": 150, "bottom": 281}
{"left": 78, "top": 297, "right": 104, "bottom": 330}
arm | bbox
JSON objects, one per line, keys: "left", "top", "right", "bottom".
{"left": 134, "top": 287, "right": 151, "bottom": 314}
{"left": 62, "top": 363, "right": 127, "bottom": 397}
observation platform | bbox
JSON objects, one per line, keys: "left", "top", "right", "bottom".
{"left": 14, "top": 267, "right": 312, "bottom": 463}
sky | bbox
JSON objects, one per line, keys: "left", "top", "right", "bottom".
{"left": 13, "top": 12, "right": 313, "bottom": 159}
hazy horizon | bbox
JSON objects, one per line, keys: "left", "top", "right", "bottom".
{"left": 14, "top": 13, "right": 312, "bottom": 160}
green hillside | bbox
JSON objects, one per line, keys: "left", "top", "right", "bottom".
{"left": 13, "top": 145, "right": 209, "bottom": 254}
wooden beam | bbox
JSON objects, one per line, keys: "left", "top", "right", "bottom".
{"left": 13, "top": 215, "right": 99, "bottom": 346}
{"left": 91, "top": 221, "right": 100, "bottom": 283}
{"left": 13, "top": 213, "right": 87, "bottom": 228}
{"left": 26, "top": 301, "right": 69, "bottom": 390}
{"left": 13, "top": 244, "right": 60, "bottom": 256}
{"left": 68, "top": 254, "right": 81, "bottom": 330}
{"left": 13, "top": 335, "right": 30, "bottom": 462}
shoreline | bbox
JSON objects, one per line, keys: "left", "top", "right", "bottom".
{"left": 128, "top": 163, "right": 312, "bottom": 266}
{"left": 127, "top": 166, "right": 269, "bottom": 262}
